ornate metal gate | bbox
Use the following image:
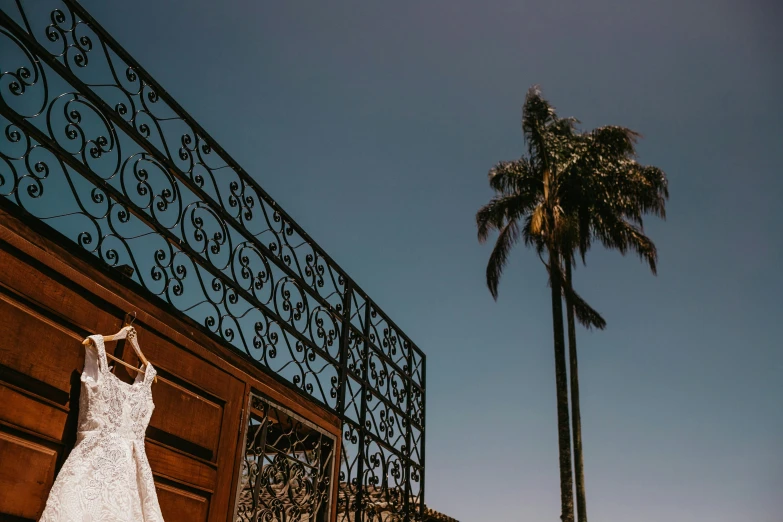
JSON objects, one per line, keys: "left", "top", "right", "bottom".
{"left": 235, "top": 394, "right": 336, "bottom": 522}
{"left": 0, "top": 1, "right": 425, "bottom": 520}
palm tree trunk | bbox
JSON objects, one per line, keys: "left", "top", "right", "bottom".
{"left": 549, "top": 248, "right": 575, "bottom": 522}
{"left": 565, "top": 257, "right": 587, "bottom": 522}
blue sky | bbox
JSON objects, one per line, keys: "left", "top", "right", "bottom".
{"left": 77, "top": 1, "right": 783, "bottom": 520}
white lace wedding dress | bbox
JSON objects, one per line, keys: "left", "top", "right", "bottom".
{"left": 39, "top": 334, "right": 165, "bottom": 522}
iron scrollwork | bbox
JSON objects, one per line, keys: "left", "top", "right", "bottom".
{"left": 236, "top": 395, "right": 335, "bottom": 522}
{"left": 0, "top": 1, "right": 425, "bottom": 520}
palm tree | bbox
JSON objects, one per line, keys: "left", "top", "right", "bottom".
{"left": 476, "top": 87, "right": 604, "bottom": 522}
{"left": 476, "top": 86, "right": 668, "bottom": 522}
{"left": 561, "top": 128, "right": 669, "bottom": 522}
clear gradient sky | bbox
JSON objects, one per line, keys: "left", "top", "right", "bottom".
{"left": 80, "top": 1, "right": 782, "bottom": 521}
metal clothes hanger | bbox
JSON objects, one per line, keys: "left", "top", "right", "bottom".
{"left": 81, "top": 311, "right": 157, "bottom": 383}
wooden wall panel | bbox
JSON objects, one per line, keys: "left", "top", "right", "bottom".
{"left": 0, "top": 295, "right": 82, "bottom": 395}
{"left": 0, "top": 430, "right": 58, "bottom": 520}
{"left": 146, "top": 441, "right": 218, "bottom": 493}
{"left": 148, "top": 378, "right": 224, "bottom": 460}
{"left": 0, "top": 383, "right": 68, "bottom": 441}
{"left": 0, "top": 204, "right": 342, "bottom": 521}
{"left": 156, "top": 483, "right": 210, "bottom": 522}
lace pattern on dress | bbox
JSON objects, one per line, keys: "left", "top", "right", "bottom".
{"left": 39, "top": 334, "right": 164, "bottom": 522}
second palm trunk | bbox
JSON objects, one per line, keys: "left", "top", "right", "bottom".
{"left": 565, "top": 258, "right": 587, "bottom": 522}
{"left": 550, "top": 249, "right": 575, "bottom": 522}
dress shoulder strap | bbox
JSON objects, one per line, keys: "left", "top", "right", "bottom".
{"left": 83, "top": 334, "right": 108, "bottom": 383}
{"left": 143, "top": 362, "right": 157, "bottom": 385}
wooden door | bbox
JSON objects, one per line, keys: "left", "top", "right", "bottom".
{"left": 0, "top": 208, "right": 245, "bottom": 521}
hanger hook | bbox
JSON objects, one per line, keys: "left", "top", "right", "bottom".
{"left": 124, "top": 311, "right": 136, "bottom": 327}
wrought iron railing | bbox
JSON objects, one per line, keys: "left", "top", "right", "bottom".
{"left": 0, "top": 1, "right": 425, "bottom": 520}
{"left": 235, "top": 394, "right": 336, "bottom": 522}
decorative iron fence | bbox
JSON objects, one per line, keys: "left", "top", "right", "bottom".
{"left": 0, "top": 1, "right": 425, "bottom": 520}
{"left": 235, "top": 393, "right": 337, "bottom": 522}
